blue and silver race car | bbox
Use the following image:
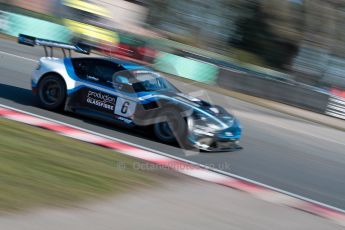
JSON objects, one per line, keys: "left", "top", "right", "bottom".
{"left": 19, "top": 34, "right": 242, "bottom": 151}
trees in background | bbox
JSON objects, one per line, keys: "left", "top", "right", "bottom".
{"left": 230, "top": 0, "right": 299, "bottom": 69}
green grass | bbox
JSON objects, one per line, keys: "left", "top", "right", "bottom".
{"left": 0, "top": 118, "right": 156, "bottom": 212}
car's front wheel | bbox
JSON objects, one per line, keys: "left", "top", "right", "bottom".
{"left": 153, "top": 108, "right": 192, "bottom": 149}
{"left": 37, "top": 74, "right": 66, "bottom": 110}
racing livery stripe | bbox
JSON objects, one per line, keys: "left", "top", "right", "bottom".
{"left": 0, "top": 104, "right": 345, "bottom": 227}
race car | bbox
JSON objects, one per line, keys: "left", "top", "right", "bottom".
{"left": 18, "top": 34, "right": 242, "bottom": 151}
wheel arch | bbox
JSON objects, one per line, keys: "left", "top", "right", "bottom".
{"left": 36, "top": 72, "right": 68, "bottom": 111}
{"left": 163, "top": 100, "right": 193, "bottom": 118}
{"left": 38, "top": 72, "right": 67, "bottom": 89}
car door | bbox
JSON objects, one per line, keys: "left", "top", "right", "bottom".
{"left": 69, "top": 58, "right": 137, "bottom": 125}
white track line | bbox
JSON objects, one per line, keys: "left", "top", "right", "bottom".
{"left": 0, "top": 50, "right": 37, "bottom": 62}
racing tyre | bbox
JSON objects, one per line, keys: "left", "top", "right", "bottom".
{"left": 37, "top": 75, "right": 66, "bottom": 110}
{"left": 153, "top": 108, "right": 192, "bottom": 149}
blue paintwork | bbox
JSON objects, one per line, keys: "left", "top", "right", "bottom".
{"left": 217, "top": 119, "right": 242, "bottom": 139}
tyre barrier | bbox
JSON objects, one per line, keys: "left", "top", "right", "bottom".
{"left": 325, "top": 96, "right": 345, "bottom": 120}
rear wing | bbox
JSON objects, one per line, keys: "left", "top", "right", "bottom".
{"left": 18, "top": 34, "right": 91, "bottom": 57}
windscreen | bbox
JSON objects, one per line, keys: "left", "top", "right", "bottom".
{"left": 112, "top": 70, "right": 179, "bottom": 93}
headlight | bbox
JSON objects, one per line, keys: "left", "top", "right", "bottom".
{"left": 190, "top": 111, "right": 224, "bottom": 135}
{"left": 222, "top": 115, "right": 235, "bottom": 126}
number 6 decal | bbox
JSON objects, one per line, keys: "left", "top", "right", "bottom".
{"left": 121, "top": 102, "right": 129, "bottom": 114}
{"left": 115, "top": 97, "right": 136, "bottom": 117}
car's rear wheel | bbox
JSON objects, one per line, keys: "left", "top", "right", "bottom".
{"left": 37, "top": 75, "right": 66, "bottom": 110}
{"left": 153, "top": 108, "right": 192, "bottom": 149}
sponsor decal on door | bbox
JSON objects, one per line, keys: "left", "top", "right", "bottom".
{"left": 86, "top": 90, "right": 116, "bottom": 111}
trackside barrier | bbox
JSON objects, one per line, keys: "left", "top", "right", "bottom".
{"left": 216, "top": 67, "right": 345, "bottom": 121}
{"left": 325, "top": 96, "right": 345, "bottom": 120}
{"left": 154, "top": 51, "right": 218, "bottom": 84}
{"left": 216, "top": 67, "right": 331, "bottom": 114}
{"left": 0, "top": 11, "right": 9, "bottom": 32}
{"left": 0, "top": 11, "right": 72, "bottom": 43}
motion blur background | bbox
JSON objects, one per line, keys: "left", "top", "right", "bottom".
{"left": 3, "top": 2, "right": 345, "bottom": 228}
{"left": 1, "top": 0, "right": 345, "bottom": 117}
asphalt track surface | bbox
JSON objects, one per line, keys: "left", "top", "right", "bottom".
{"left": 1, "top": 39, "right": 345, "bottom": 210}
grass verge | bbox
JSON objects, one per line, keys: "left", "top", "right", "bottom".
{"left": 0, "top": 118, "right": 156, "bottom": 213}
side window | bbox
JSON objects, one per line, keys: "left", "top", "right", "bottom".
{"left": 91, "top": 61, "right": 119, "bottom": 86}
{"left": 72, "top": 58, "right": 93, "bottom": 80}
{"left": 72, "top": 59, "right": 126, "bottom": 87}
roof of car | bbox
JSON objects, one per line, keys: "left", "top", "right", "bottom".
{"left": 70, "top": 57, "right": 149, "bottom": 71}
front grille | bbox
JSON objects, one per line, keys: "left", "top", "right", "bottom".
{"left": 217, "top": 141, "right": 234, "bottom": 149}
